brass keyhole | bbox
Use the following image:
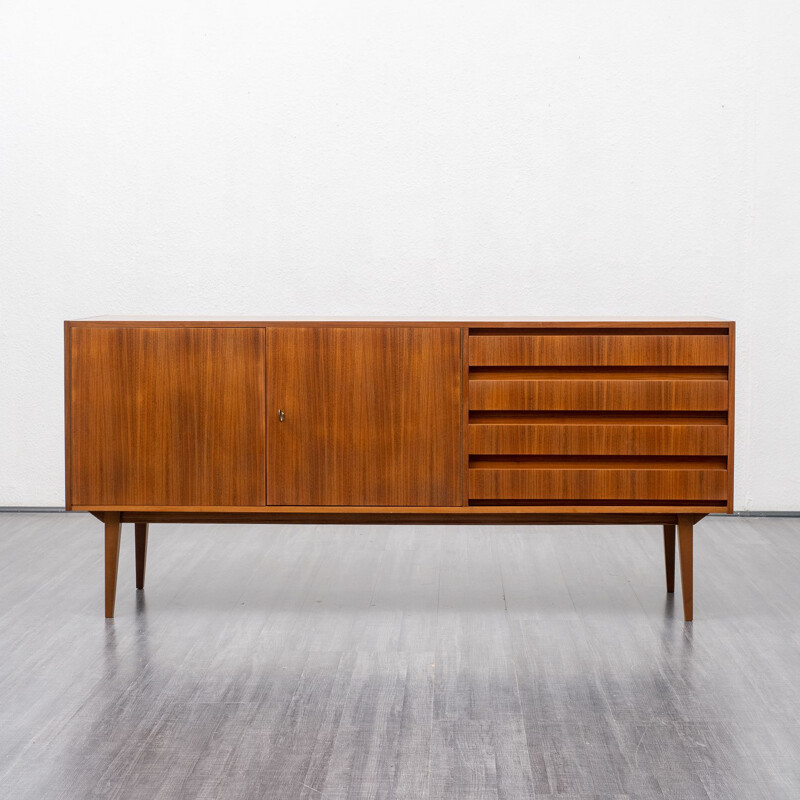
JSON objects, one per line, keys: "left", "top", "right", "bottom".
{"left": 278, "top": 409, "right": 285, "bottom": 422}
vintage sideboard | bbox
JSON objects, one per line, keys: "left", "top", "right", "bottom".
{"left": 64, "top": 318, "right": 735, "bottom": 619}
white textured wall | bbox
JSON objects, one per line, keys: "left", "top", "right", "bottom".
{"left": 1, "top": 1, "right": 798, "bottom": 509}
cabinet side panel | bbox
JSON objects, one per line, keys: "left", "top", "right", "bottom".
{"left": 70, "top": 326, "right": 266, "bottom": 507}
{"left": 727, "top": 322, "right": 736, "bottom": 511}
{"left": 64, "top": 321, "right": 72, "bottom": 510}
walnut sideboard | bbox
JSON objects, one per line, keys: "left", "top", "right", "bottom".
{"left": 64, "top": 318, "right": 735, "bottom": 620}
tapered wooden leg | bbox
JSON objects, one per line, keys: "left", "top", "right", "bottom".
{"left": 663, "top": 524, "right": 676, "bottom": 593}
{"left": 677, "top": 515, "right": 693, "bottom": 622}
{"left": 105, "top": 512, "right": 122, "bottom": 618}
{"left": 135, "top": 522, "right": 149, "bottom": 590}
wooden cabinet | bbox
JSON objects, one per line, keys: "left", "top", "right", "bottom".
{"left": 65, "top": 318, "right": 735, "bottom": 620}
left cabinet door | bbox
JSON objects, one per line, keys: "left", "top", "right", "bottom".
{"left": 69, "top": 326, "right": 266, "bottom": 507}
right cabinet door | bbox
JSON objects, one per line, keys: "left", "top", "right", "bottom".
{"left": 266, "top": 326, "right": 462, "bottom": 506}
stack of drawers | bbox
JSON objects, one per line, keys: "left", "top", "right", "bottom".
{"left": 466, "top": 326, "right": 733, "bottom": 512}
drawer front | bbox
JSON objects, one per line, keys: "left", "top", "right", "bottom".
{"left": 469, "top": 422, "right": 728, "bottom": 456}
{"left": 469, "top": 466, "right": 728, "bottom": 502}
{"left": 469, "top": 334, "right": 729, "bottom": 367}
{"left": 469, "top": 378, "right": 729, "bottom": 411}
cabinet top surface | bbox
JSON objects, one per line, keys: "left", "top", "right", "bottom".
{"left": 68, "top": 316, "right": 733, "bottom": 326}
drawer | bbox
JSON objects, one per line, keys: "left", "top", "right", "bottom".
{"left": 468, "top": 464, "right": 728, "bottom": 502}
{"left": 469, "top": 378, "right": 729, "bottom": 411}
{"left": 468, "top": 422, "right": 728, "bottom": 456}
{"left": 469, "top": 334, "right": 729, "bottom": 367}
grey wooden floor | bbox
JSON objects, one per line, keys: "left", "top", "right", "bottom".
{"left": 0, "top": 514, "right": 798, "bottom": 799}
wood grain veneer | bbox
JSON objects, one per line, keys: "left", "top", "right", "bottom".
{"left": 468, "top": 467, "right": 728, "bottom": 503}
{"left": 469, "top": 334, "right": 729, "bottom": 366}
{"left": 65, "top": 317, "right": 734, "bottom": 620}
{"left": 69, "top": 326, "right": 265, "bottom": 507}
{"left": 469, "top": 423, "right": 728, "bottom": 456}
{"left": 469, "top": 378, "right": 729, "bottom": 411}
{"left": 265, "top": 326, "right": 461, "bottom": 506}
